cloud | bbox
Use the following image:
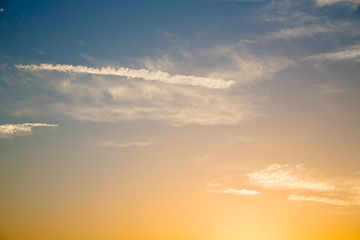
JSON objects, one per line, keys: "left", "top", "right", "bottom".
{"left": 0, "top": 123, "right": 58, "bottom": 138}
{"left": 10, "top": 40, "right": 290, "bottom": 126}
{"left": 245, "top": 164, "right": 360, "bottom": 207}
{"left": 315, "top": 0, "right": 360, "bottom": 7}
{"left": 265, "top": 20, "right": 360, "bottom": 41}
{"left": 246, "top": 164, "right": 335, "bottom": 191}
{"left": 266, "top": 25, "right": 335, "bottom": 40}
{"left": 336, "top": 178, "right": 360, "bottom": 205}
{"left": 288, "top": 194, "right": 351, "bottom": 206}
{"left": 204, "top": 44, "right": 293, "bottom": 85}
{"left": 90, "top": 140, "right": 154, "bottom": 148}
{"left": 15, "top": 64, "right": 234, "bottom": 89}
{"left": 306, "top": 44, "right": 360, "bottom": 62}
{"left": 208, "top": 188, "right": 261, "bottom": 196}
{"left": 314, "top": 84, "right": 347, "bottom": 95}
{"left": 0, "top": 8, "right": 4, "bottom": 12}
{"left": 142, "top": 39, "right": 293, "bottom": 86}
{"left": 51, "top": 83, "right": 254, "bottom": 125}
{"left": 5, "top": 65, "right": 256, "bottom": 125}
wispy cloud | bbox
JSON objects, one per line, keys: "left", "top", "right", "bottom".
{"left": 265, "top": 19, "right": 360, "bottom": 41}
{"left": 266, "top": 25, "right": 335, "bottom": 40}
{"left": 288, "top": 194, "right": 351, "bottom": 206}
{"left": 9, "top": 35, "right": 290, "bottom": 126}
{"left": 142, "top": 39, "right": 293, "bottom": 85}
{"left": 306, "top": 44, "right": 360, "bottom": 62}
{"left": 15, "top": 64, "right": 234, "bottom": 89}
{"left": 207, "top": 188, "right": 261, "bottom": 196}
{"left": 0, "top": 123, "right": 58, "bottom": 138}
{"left": 314, "top": 84, "right": 347, "bottom": 95}
{"left": 6, "top": 64, "right": 256, "bottom": 125}
{"left": 55, "top": 86, "right": 254, "bottom": 126}
{"left": 315, "top": 0, "right": 360, "bottom": 7}
{"left": 90, "top": 140, "right": 154, "bottom": 149}
{"left": 205, "top": 44, "right": 293, "bottom": 84}
{"left": 247, "top": 164, "right": 335, "bottom": 191}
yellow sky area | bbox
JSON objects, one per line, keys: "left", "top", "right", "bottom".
{"left": 1, "top": 181, "right": 359, "bottom": 240}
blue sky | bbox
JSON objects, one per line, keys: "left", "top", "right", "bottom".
{"left": 1, "top": 0, "right": 359, "bottom": 126}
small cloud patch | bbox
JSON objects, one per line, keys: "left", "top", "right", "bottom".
{"left": 0, "top": 123, "right": 58, "bottom": 138}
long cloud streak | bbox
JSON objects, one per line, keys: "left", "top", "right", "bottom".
{"left": 15, "top": 64, "right": 234, "bottom": 89}
{"left": 266, "top": 25, "right": 335, "bottom": 40}
{"left": 91, "top": 140, "right": 154, "bottom": 148}
{"left": 316, "top": 0, "right": 360, "bottom": 7}
{"left": 207, "top": 188, "right": 261, "bottom": 196}
{"left": 288, "top": 194, "right": 351, "bottom": 206}
{"left": 306, "top": 44, "right": 360, "bottom": 62}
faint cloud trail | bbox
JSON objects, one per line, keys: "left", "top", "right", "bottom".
{"left": 205, "top": 188, "right": 261, "bottom": 196}
{"left": 288, "top": 194, "right": 351, "bottom": 206}
{"left": 90, "top": 140, "right": 154, "bottom": 149}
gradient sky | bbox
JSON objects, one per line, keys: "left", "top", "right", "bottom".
{"left": 1, "top": 0, "right": 360, "bottom": 239}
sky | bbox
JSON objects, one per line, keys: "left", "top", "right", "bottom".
{"left": 1, "top": 0, "right": 360, "bottom": 239}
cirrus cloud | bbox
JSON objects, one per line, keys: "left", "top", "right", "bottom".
{"left": 288, "top": 194, "right": 351, "bottom": 206}
{"left": 15, "top": 64, "right": 234, "bottom": 89}
{"left": 246, "top": 164, "right": 335, "bottom": 191}
{"left": 305, "top": 44, "right": 360, "bottom": 62}
{"left": 315, "top": 0, "right": 360, "bottom": 7}
{"left": 206, "top": 188, "right": 261, "bottom": 196}
{"left": 89, "top": 140, "right": 154, "bottom": 149}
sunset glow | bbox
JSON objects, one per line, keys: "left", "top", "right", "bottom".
{"left": 1, "top": 0, "right": 360, "bottom": 239}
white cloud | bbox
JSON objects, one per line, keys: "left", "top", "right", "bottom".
{"left": 315, "top": 0, "right": 360, "bottom": 7}
{"left": 306, "top": 44, "right": 360, "bottom": 62}
{"left": 52, "top": 86, "right": 254, "bottom": 126}
{"left": 208, "top": 188, "right": 261, "bottom": 196}
{"left": 246, "top": 164, "right": 335, "bottom": 191}
{"left": 11, "top": 40, "right": 290, "bottom": 126}
{"left": 15, "top": 64, "right": 234, "bottom": 89}
{"left": 288, "top": 194, "right": 351, "bottom": 206}
{"left": 142, "top": 40, "right": 293, "bottom": 86}
{"left": 90, "top": 140, "right": 154, "bottom": 148}
{"left": 205, "top": 44, "right": 293, "bottom": 85}
{"left": 8, "top": 68, "right": 256, "bottom": 125}
{"left": 0, "top": 123, "right": 58, "bottom": 138}
{"left": 265, "top": 20, "right": 360, "bottom": 40}
{"left": 266, "top": 25, "right": 335, "bottom": 40}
